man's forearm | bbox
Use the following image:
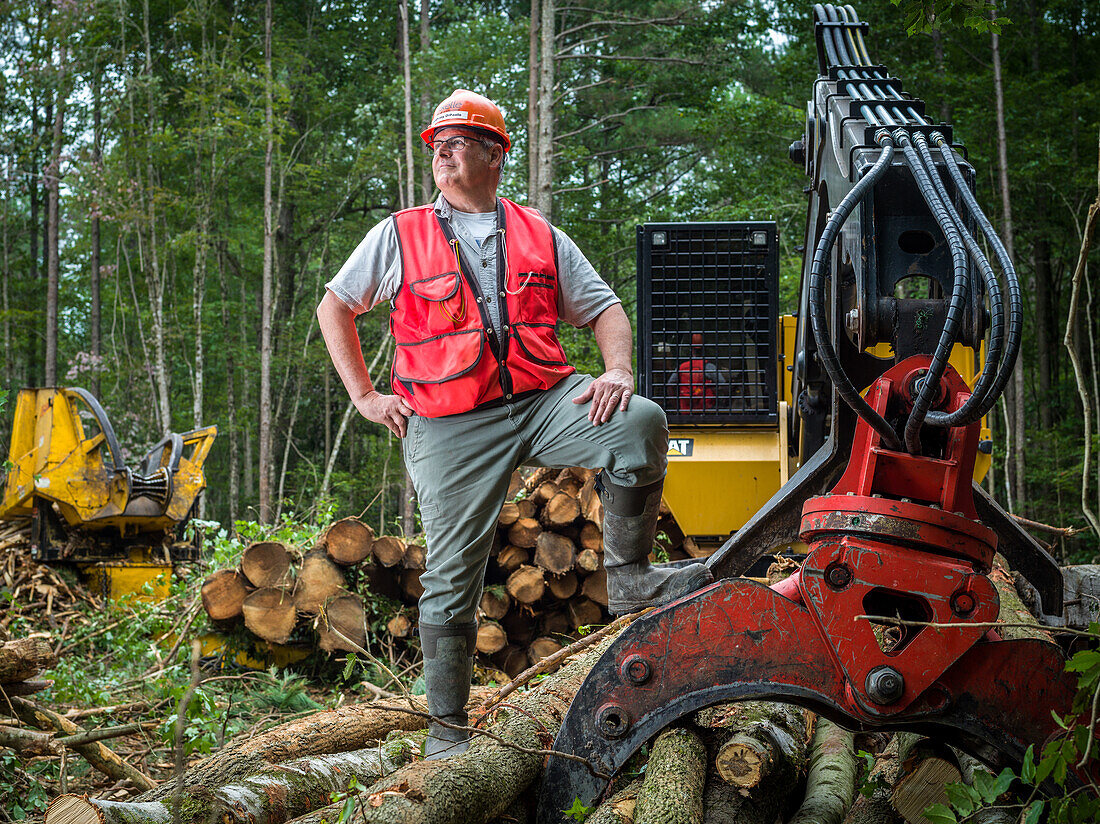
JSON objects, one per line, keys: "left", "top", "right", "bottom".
{"left": 317, "top": 290, "right": 375, "bottom": 401}
{"left": 589, "top": 303, "right": 633, "bottom": 374}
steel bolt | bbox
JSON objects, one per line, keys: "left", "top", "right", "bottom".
{"left": 951, "top": 590, "right": 977, "bottom": 617}
{"left": 825, "top": 563, "right": 853, "bottom": 589}
{"left": 621, "top": 654, "right": 652, "bottom": 686}
{"left": 866, "top": 666, "right": 905, "bottom": 705}
{"left": 596, "top": 704, "right": 631, "bottom": 739}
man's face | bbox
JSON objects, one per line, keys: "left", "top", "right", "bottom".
{"left": 430, "top": 127, "right": 501, "bottom": 198}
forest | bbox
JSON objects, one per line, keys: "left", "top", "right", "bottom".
{"left": 1, "top": 0, "right": 1099, "bottom": 557}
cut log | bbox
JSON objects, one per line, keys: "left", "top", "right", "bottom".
{"left": 955, "top": 750, "right": 1015, "bottom": 824}
{"left": 522, "top": 466, "right": 557, "bottom": 493}
{"left": 633, "top": 725, "right": 706, "bottom": 824}
{"left": 400, "top": 569, "right": 426, "bottom": 601}
{"left": 567, "top": 597, "right": 603, "bottom": 631}
{"left": 243, "top": 587, "right": 298, "bottom": 644}
{"left": 3, "top": 678, "right": 52, "bottom": 696}
{"left": 0, "top": 723, "right": 59, "bottom": 756}
{"left": 293, "top": 550, "right": 347, "bottom": 615}
{"left": 372, "top": 535, "right": 407, "bottom": 567}
{"left": 694, "top": 701, "right": 811, "bottom": 790}
{"left": 201, "top": 568, "right": 250, "bottom": 622}
{"left": 317, "top": 593, "right": 367, "bottom": 653}
{"left": 402, "top": 542, "right": 427, "bottom": 570}
{"left": 0, "top": 637, "right": 56, "bottom": 683}
{"left": 579, "top": 475, "right": 604, "bottom": 523}
{"left": 516, "top": 499, "right": 538, "bottom": 519}
{"left": 10, "top": 696, "right": 155, "bottom": 791}
{"left": 531, "top": 480, "right": 559, "bottom": 506}
{"left": 497, "top": 545, "right": 529, "bottom": 574}
{"left": 507, "top": 517, "right": 542, "bottom": 549}
{"left": 500, "top": 609, "right": 536, "bottom": 645}
{"left": 576, "top": 548, "right": 601, "bottom": 574}
{"left": 842, "top": 732, "right": 918, "bottom": 824}
{"left": 588, "top": 779, "right": 642, "bottom": 824}
{"left": 491, "top": 644, "right": 528, "bottom": 679}
{"left": 541, "top": 491, "right": 581, "bottom": 528}
{"left": 506, "top": 565, "right": 545, "bottom": 605}
{"left": 540, "top": 610, "right": 573, "bottom": 638}
{"left": 45, "top": 736, "right": 420, "bottom": 824}
{"left": 136, "top": 696, "right": 438, "bottom": 803}
{"left": 788, "top": 717, "right": 857, "bottom": 824}
{"left": 582, "top": 568, "right": 608, "bottom": 606}
{"left": 479, "top": 588, "right": 511, "bottom": 620}
{"left": 579, "top": 522, "right": 603, "bottom": 552}
{"left": 527, "top": 636, "right": 564, "bottom": 664}
{"left": 890, "top": 739, "right": 962, "bottom": 824}
{"left": 498, "top": 501, "right": 521, "bottom": 527}
{"left": 322, "top": 518, "right": 375, "bottom": 565}
{"left": 990, "top": 564, "right": 1054, "bottom": 642}
{"left": 547, "top": 571, "right": 578, "bottom": 600}
{"left": 534, "top": 531, "right": 576, "bottom": 575}
{"left": 240, "top": 541, "right": 292, "bottom": 588}
{"left": 476, "top": 621, "right": 508, "bottom": 655}
{"left": 386, "top": 613, "right": 413, "bottom": 639}
{"left": 321, "top": 629, "right": 621, "bottom": 824}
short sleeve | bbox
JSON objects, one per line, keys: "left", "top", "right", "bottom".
{"left": 326, "top": 218, "right": 403, "bottom": 313}
{"left": 553, "top": 226, "right": 620, "bottom": 327}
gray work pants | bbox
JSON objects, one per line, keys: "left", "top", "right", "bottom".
{"left": 402, "top": 372, "right": 668, "bottom": 626}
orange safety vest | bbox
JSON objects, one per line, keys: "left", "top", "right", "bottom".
{"left": 677, "top": 358, "right": 717, "bottom": 413}
{"left": 389, "top": 198, "right": 575, "bottom": 417}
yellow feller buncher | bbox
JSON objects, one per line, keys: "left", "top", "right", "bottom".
{"left": 0, "top": 387, "right": 217, "bottom": 599}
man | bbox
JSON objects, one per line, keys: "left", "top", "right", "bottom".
{"left": 667, "top": 333, "right": 730, "bottom": 413}
{"left": 317, "top": 90, "right": 712, "bottom": 759}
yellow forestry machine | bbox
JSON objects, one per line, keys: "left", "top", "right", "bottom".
{"left": 0, "top": 387, "right": 217, "bottom": 599}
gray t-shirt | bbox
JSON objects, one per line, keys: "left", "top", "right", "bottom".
{"left": 326, "top": 195, "right": 619, "bottom": 338}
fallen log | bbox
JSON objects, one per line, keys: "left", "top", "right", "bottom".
{"left": 579, "top": 522, "right": 602, "bottom": 552}
{"left": 498, "top": 501, "right": 521, "bottom": 527}
{"left": 476, "top": 621, "right": 508, "bottom": 655}
{"left": 842, "top": 733, "right": 918, "bottom": 824}
{"left": 508, "top": 518, "right": 542, "bottom": 549}
{"left": 587, "top": 779, "right": 642, "bottom": 824}
{"left": 402, "top": 543, "right": 427, "bottom": 571}
{"left": 788, "top": 717, "right": 857, "bottom": 824}
{"left": 506, "top": 565, "right": 545, "bottom": 605}
{"left": 132, "top": 697, "right": 437, "bottom": 802}
{"left": 328, "top": 633, "right": 620, "bottom": 824}
{"left": 0, "top": 636, "right": 56, "bottom": 683}
{"left": 955, "top": 750, "right": 1015, "bottom": 824}
{"left": 10, "top": 696, "right": 156, "bottom": 791}
{"left": 400, "top": 569, "right": 426, "bottom": 601}
{"left": 541, "top": 492, "right": 581, "bottom": 528}
{"left": 534, "top": 532, "right": 575, "bottom": 575}
{"left": 2, "top": 678, "right": 52, "bottom": 696}
{"left": 633, "top": 725, "right": 706, "bottom": 824}
{"left": 531, "top": 481, "right": 559, "bottom": 507}
{"left": 547, "top": 571, "right": 578, "bottom": 600}
{"left": 323, "top": 518, "right": 375, "bottom": 565}
{"left": 708, "top": 701, "right": 811, "bottom": 789}
{"left": 317, "top": 594, "right": 367, "bottom": 653}
{"left": 497, "top": 545, "right": 529, "bottom": 574}
{"left": 479, "top": 588, "right": 511, "bottom": 620}
{"left": 45, "top": 735, "right": 420, "bottom": 824}
{"left": 567, "top": 598, "right": 602, "bottom": 631}
{"left": 527, "top": 636, "right": 564, "bottom": 664}
{"left": 890, "top": 739, "right": 962, "bottom": 824}
{"left": 576, "top": 548, "right": 601, "bottom": 574}
{"left": 241, "top": 541, "right": 292, "bottom": 588}
{"left": 372, "top": 536, "right": 407, "bottom": 568}
{"left": 386, "top": 613, "right": 414, "bottom": 639}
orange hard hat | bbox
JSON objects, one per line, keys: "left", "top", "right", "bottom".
{"left": 421, "top": 90, "right": 511, "bottom": 152}
{"left": 691, "top": 333, "right": 705, "bottom": 346}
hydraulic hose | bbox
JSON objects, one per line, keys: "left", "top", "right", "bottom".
{"left": 809, "top": 129, "right": 904, "bottom": 452}
{"left": 814, "top": 5, "right": 841, "bottom": 68}
{"left": 935, "top": 132, "right": 1023, "bottom": 405}
{"left": 893, "top": 129, "right": 971, "bottom": 454}
{"left": 910, "top": 131, "right": 1006, "bottom": 427}
{"left": 824, "top": 4, "right": 855, "bottom": 66}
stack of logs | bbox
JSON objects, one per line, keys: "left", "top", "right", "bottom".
{"left": 198, "top": 467, "right": 689, "bottom": 673}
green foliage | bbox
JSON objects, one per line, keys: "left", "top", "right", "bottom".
{"left": 563, "top": 796, "right": 595, "bottom": 822}
{"left": 889, "top": 0, "right": 1010, "bottom": 35}
{"left": 0, "top": 751, "right": 54, "bottom": 819}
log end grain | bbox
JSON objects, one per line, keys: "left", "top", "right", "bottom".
{"left": 372, "top": 535, "right": 407, "bottom": 567}
{"left": 45, "top": 794, "right": 103, "bottom": 824}
{"left": 201, "top": 568, "right": 250, "bottom": 622}
{"left": 242, "top": 587, "right": 298, "bottom": 644}
{"left": 323, "top": 518, "right": 375, "bottom": 565}
{"left": 240, "top": 541, "right": 292, "bottom": 588}
{"left": 506, "top": 564, "right": 546, "bottom": 605}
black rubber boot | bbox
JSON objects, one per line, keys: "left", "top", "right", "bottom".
{"left": 598, "top": 472, "right": 713, "bottom": 615}
{"left": 418, "top": 622, "right": 476, "bottom": 759}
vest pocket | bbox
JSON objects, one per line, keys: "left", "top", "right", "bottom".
{"left": 393, "top": 328, "right": 485, "bottom": 383}
{"left": 509, "top": 322, "right": 568, "bottom": 366}
{"left": 408, "top": 271, "right": 461, "bottom": 301}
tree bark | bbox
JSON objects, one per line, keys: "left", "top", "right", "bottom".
{"left": 527, "top": 0, "right": 540, "bottom": 205}
{"left": 259, "top": 0, "right": 275, "bottom": 523}
{"left": 536, "top": 0, "right": 555, "bottom": 219}
{"left": 0, "top": 637, "right": 56, "bottom": 683}
{"left": 788, "top": 718, "right": 857, "bottom": 824}
{"left": 90, "top": 74, "right": 102, "bottom": 396}
{"left": 633, "top": 726, "right": 706, "bottom": 824}
{"left": 44, "top": 47, "right": 65, "bottom": 386}
{"left": 991, "top": 16, "right": 1025, "bottom": 513}
{"left": 588, "top": 779, "right": 642, "bottom": 824}
{"left": 45, "top": 736, "right": 419, "bottom": 824}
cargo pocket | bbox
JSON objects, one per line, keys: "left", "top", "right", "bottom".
{"left": 510, "top": 322, "right": 568, "bottom": 366}
{"left": 393, "top": 328, "right": 485, "bottom": 384}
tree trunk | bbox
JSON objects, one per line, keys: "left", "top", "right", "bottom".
{"left": 259, "top": 0, "right": 275, "bottom": 523}
{"left": 317, "top": 594, "right": 367, "bottom": 653}
{"left": 218, "top": 244, "right": 239, "bottom": 524}
{"left": 419, "top": 0, "right": 432, "bottom": 202}
{"left": 0, "top": 637, "right": 56, "bottom": 683}
{"left": 90, "top": 75, "right": 102, "bottom": 396}
{"left": 1035, "top": 238, "right": 1053, "bottom": 428}
{"left": 44, "top": 50, "right": 65, "bottom": 386}
{"left": 528, "top": 0, "right": 541, "bottom": 206}
{"left": 633, "top": 726, "right": 706, "bottom": 824}
{"left": 588, "top": 779, "right": 643, "bottom": 824}
{"left": 536, "top": 0, "right": 554, "bottom": 219}
{"left": 991, "top": 17, "right": 1025, "bottom": 513}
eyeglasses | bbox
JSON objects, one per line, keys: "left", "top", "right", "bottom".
{"left": 425, "top": 135, "right": 487, "bottom": 155}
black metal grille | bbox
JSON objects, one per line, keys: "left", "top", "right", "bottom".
{"left": 637, "top": 222, "right": 779, "bottom": 425}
